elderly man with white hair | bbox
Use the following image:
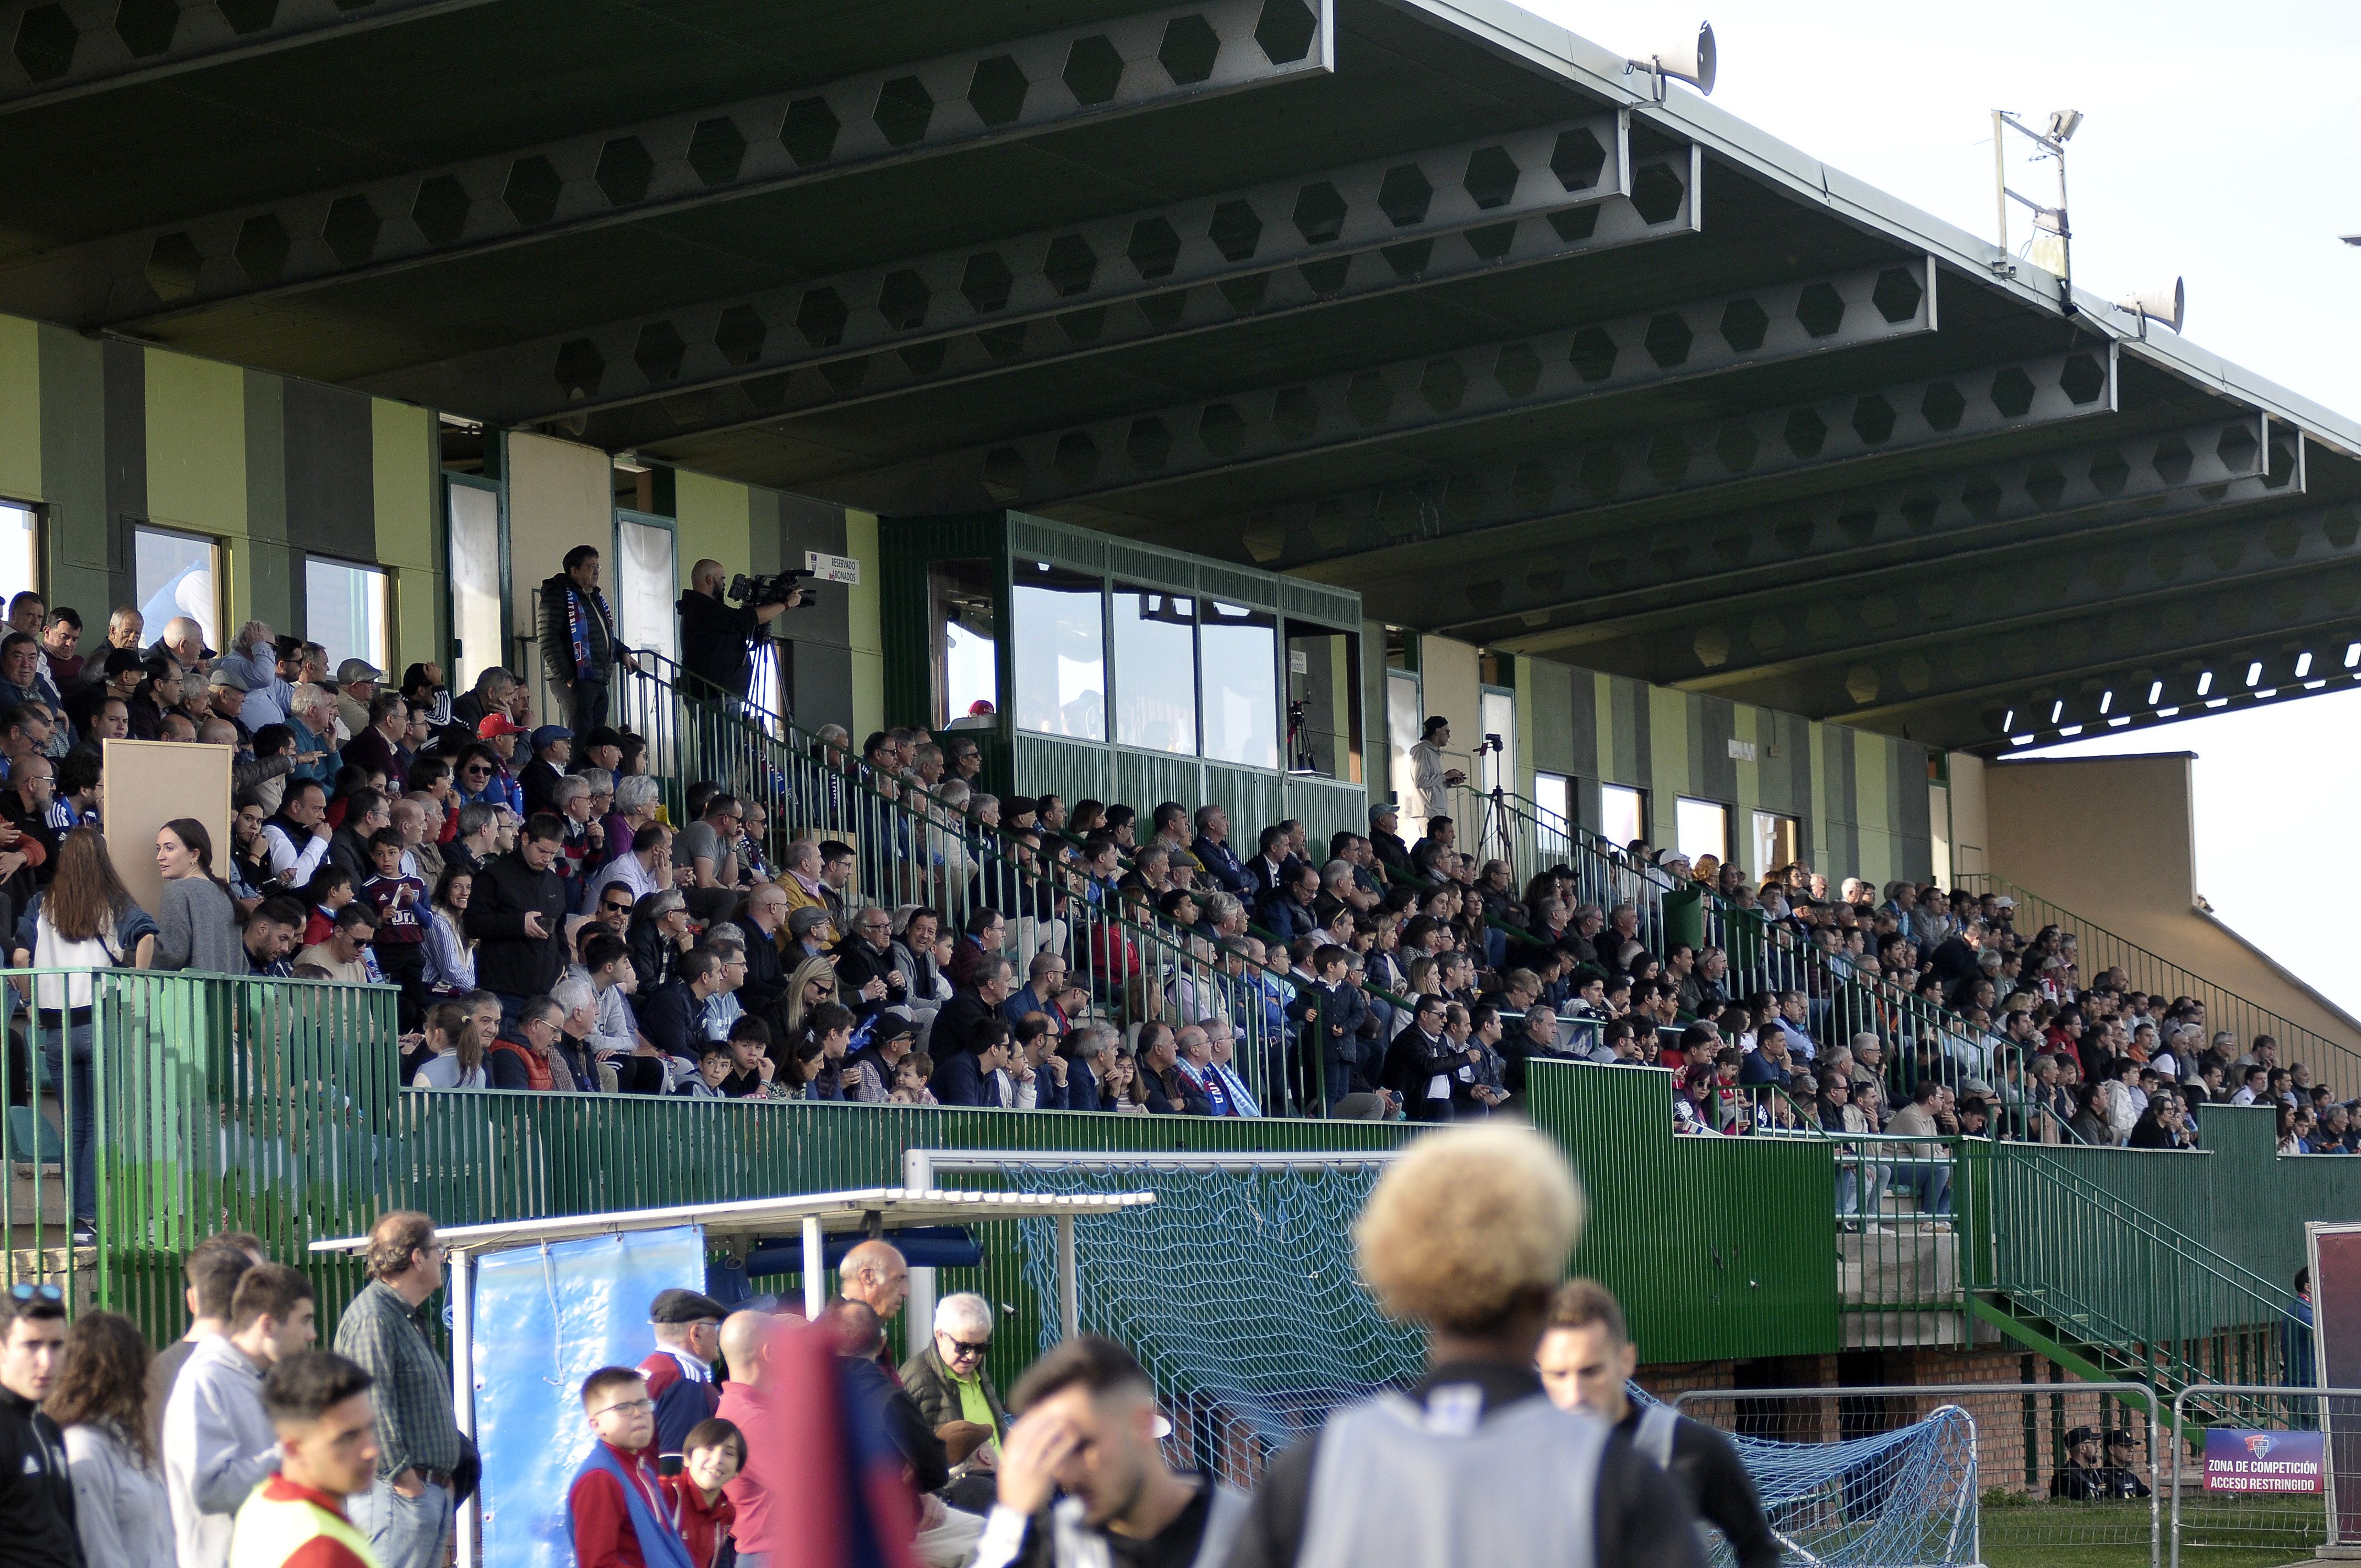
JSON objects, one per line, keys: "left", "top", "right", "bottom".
{"left": 900, "top": 1291, "right": 1010, "bottom": 1510}
{"left": 143, "top": 613, "right": 211, "bottom": 673}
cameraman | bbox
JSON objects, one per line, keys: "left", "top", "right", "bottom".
{"left": 676, "top": 557, "right": 800, "bottom": 701}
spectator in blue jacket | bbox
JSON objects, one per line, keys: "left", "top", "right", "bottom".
{"left": 1257, "top": 861, "right": 1324, "bottom": 947}
{"left": 999, "top": 949, "right": 1082, "bottom": 1037}
{"left": 639, "top": 947, "right": 731, "bottom": 1066}
{"left": 1190, "top": 804, "right": 1252, "bottom": 897}
{"left": 929, "top": 1017, "right": 1013, "bottom": 1107}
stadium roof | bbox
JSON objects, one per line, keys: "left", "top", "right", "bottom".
{"left": 9, "top": 0, "right": 2355, "bottom": 754}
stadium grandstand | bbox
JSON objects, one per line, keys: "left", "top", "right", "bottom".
{"left": 1, "top": 2, "right": 2358, "bottom": 1566}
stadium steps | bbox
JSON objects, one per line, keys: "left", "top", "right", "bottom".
{"left": 1963, "top": 1145, "right": 2298, "bottom": 1429}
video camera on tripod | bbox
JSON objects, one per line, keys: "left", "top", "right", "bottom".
{"left": 727, "top": 567, "right": 818, "bottom": 608}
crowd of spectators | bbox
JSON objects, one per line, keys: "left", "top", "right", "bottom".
{"left": 9, "top": 578, "right": 2349, "bottom": 1164}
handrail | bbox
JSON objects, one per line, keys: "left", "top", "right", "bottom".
{"left": 1458, "top": 781, "right": 2030, "bottom": 1107}
{"left": 617, "top": 656, "right": 1330, "bottom": 1115}
{"left": 1974, "top": 1141, "right": 2296, "bottom": 1401}
{"left": 1953, "top": 869, "right": 2359, "bottom": 1088}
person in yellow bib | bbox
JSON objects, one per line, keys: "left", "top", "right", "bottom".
{"left": 230, "top": 1353, "right": 383, "bottom": 1568}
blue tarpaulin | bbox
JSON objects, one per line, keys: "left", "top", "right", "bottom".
{"left": 472, "top": 1224, "right": 707, "bottom": 1568}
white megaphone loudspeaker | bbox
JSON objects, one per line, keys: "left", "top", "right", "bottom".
{"left": 2118, "top": 277, "right": 2184, "bottom": 335}
{"left": 1628, "top": 21, "right": 1716, "bottom": 97}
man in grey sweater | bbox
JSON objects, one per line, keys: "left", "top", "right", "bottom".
{"left": 163, "top": 1262, "right": 315, "bottom": 1568}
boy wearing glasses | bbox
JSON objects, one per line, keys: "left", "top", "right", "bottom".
{"left": 567, "top": 1366, "right": 689, "bottom": 1568}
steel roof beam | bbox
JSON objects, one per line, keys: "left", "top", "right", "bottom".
{"left": 1443, "top": 415, "right": 2292, "bottom": 641}
{"left": 0, "top": 0, "right": 499, "bottom": 113}
{"left": 355, "top": 111, "right": 1661, "bottom": 432}
{"left": 844, "top": 243, "right": 1936, "bottom": 515}
{"left": 1689, "top": 502, "right": 2361, "bottom": 723}
{"left": 1252, "top": 340, "right": 2116, "bottom": 583}
{"left": 1976, "top": 657, "right": 2361, "bottom": 755}
{"left": 19, "top": 0, "right": 1333, "bottom": 326}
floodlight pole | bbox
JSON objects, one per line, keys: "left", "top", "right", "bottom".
{"left": 1992, "top": 110, "right": 2074, "bottom": 313}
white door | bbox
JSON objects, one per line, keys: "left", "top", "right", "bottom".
{"left": 447, "top": 482, "right": 504, "bottom": 693}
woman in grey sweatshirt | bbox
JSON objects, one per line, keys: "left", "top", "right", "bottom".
{"left": 151, "top": 819, "right": 245, "bottom": 974}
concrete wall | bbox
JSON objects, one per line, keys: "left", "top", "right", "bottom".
{"left": 1983, "top": 754, "right": 2361, "bottom": 1066}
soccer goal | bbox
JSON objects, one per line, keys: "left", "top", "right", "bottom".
{"left": 909, "top": 1147, "right": 1982, "bottom": 1567}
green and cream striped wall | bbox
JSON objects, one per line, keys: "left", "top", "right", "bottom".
{"left": 0, "top": 314, "right": 442, "bottom": 658}
{"left": 1521, "top": 654, "right": 1932, "bottom": 886}
{"left": 0, "top": 311, "right": 888, "bottom": 741}
{"left": 1358, "top": 630, "right": 1933, "bottom": 886}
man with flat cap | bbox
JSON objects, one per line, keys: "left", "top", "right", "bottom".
{"left": 638, "top": 1287, "right": 729, "bottom": 1456}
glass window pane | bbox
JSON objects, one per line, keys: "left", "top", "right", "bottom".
{"left": 304, "top": 558, "right": 388, "bottom": 674}
{"left": 1010, "top": 560, "right": 1105, "bottom": 741}
{"left": 932, "top": 560, "right": 998, "bottom": 729}
{"left": 1386, "top": 671, "right": 1422, "bottom": 808}
{"left": 1600, "top": 783, "right": 1646, "bottom": 850}
{"left": 1753, "top": 810, "right": 1800, "bottom": 879}
{"left": 448, "top": 482, "right": 503, "bottom": 692}
{"left": 1285, "top": 628, "right": 1359, "bottom": 780}
{"left": 616, "top": 516, "right": 677, "bottom": 667}
{"left": 134, "top": 525, "right": 220, "bottom": 652}
{"left": 1199, "top": 600, "right": 1276, "bottom": 767}
{"left": 1533, "top": 771, "right": 1573, "bottom": 860}
{"left": 1113, "top": 587, "right": 1195, "bottom": 754}
{"left": 1674, "top": 797, "right": 1729, "bottom": 865}
{"left": 0, "top": 504, "right": 38, "bottom": 613}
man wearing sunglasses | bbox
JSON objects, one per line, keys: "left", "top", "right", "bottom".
{"left": 901, "top": 1292, "right": 1010, "bottom": 1513}
{"left": 0, "top": 1282, "right": 75, "bottom": 1568}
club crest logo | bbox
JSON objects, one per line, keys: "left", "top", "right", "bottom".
{"left": 2244, "top": 1434, "right": 2276, "bottom": 1460}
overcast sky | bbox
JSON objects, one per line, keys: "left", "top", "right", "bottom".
{"left": 1521, "top": 0, "right": 2361, "bottom": 1012}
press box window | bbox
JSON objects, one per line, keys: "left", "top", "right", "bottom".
{"left": 1010, "top": 559, "right": 1106, "bottom": 742}
{"left": 1286, "top": 628, "right": 1361, "bottom": 781}
{"left": 304, "top": 557, "right": 390, "bottom": 676}
{"left": 1674, "top": 797, "right": 1732, "bottom": 867}
{"left": 1199, "top": 599, "right": 1277, "bottom": 769}
{"left": 1112, "top": 587, "right": 1195, "bottom": 754}
{"left": 930, "top": 560, "right": 999, "bottom": 729}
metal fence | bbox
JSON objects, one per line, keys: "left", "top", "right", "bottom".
{"left": 1674, "top": 1380, "right": 2164, "bottom": 1568}
{"left": 1972, "top": 1144, "right": 2299, "bottom": 1395}
{"left": 3, "top": 968, "right": 403, "bottom": 1326}
{"left": 609, "top": 654, "right": 1331, "bottom": 1115}
{"left": 2167, "top": 1382, "right": 2361, "bottom": 1566}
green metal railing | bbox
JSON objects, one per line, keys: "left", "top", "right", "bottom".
{"left": 1455, "top": 781, "right": 2031, "bottom": 1112}
{"left": 609, "top": 655, "right": 1329, "bottom": 1114}
{"left": 3, "top": 968, "right": 402, "bottom": 1332}
{"left": 1955, "top": 869, "right": 2360, "bottom": 1094}
{"left": 1967, "top": 1141, "right": 2301, "bottom": 1420}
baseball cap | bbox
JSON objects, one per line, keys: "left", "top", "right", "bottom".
{"left": 530, "top": 725, "right": 573, "bottom": 751}
{"left": 336, "top": 657, "right": 382, "bottom": 684}
{"left": 207, "top": 666, "right": 254, "bottom": 692}
{"left": 1369, "top": 802, "right": 1397, "bottom": 822}
{"left": 477, "top": 712, "right": 526, "bottom": 739}
{"left": 648, "top": 1287, "right": 730, "bottom": 1325}
{"left": 869, "top": 1015, "right": 914, "bottom": 1046}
